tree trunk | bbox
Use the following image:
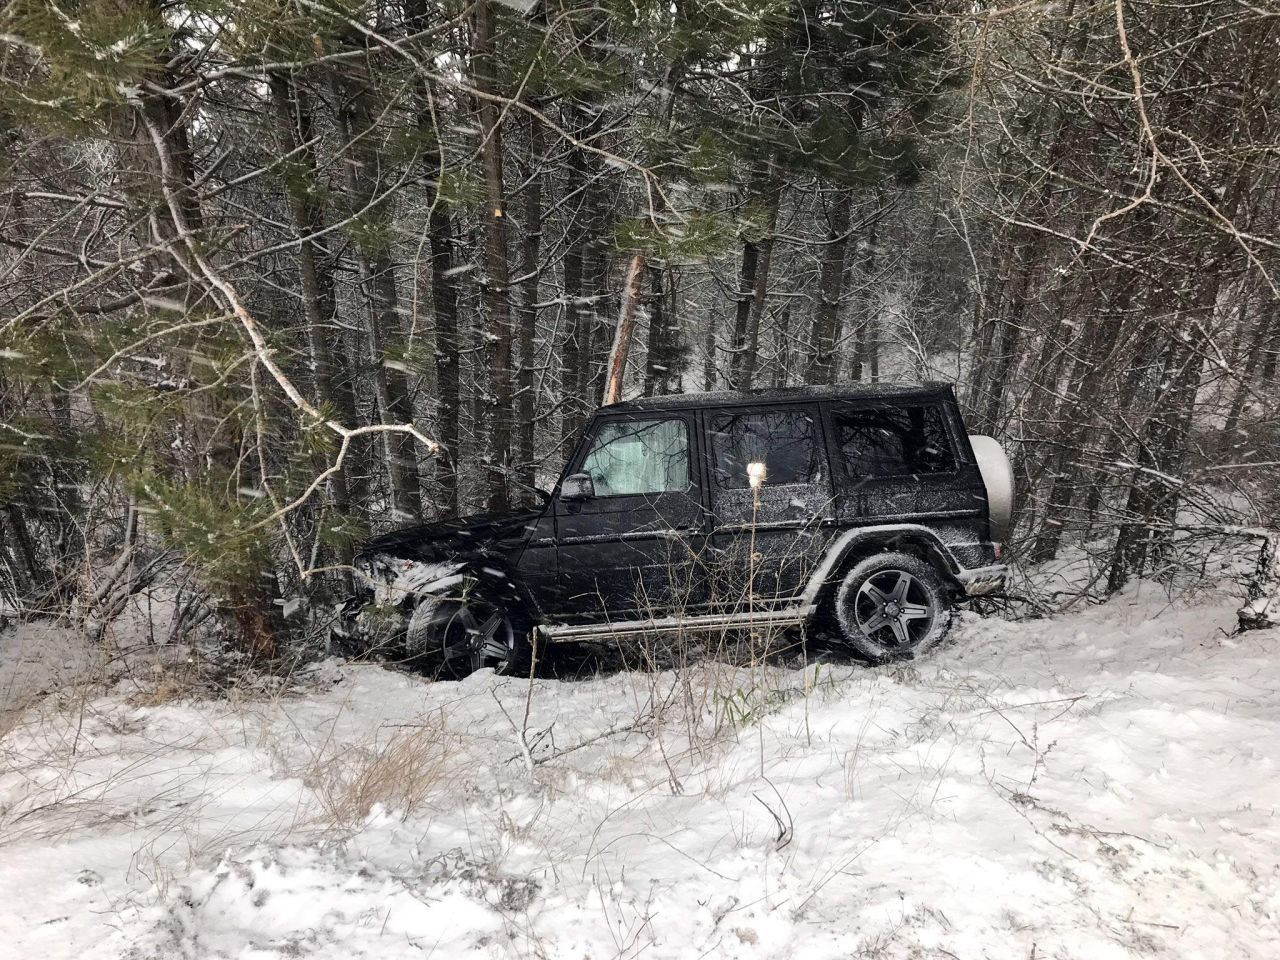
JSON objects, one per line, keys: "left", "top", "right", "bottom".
{"left": 1219, "top": 292, "right": 1270, "bottom": 455}
{"left": 425, "top": 163, "right": 462, "bottom": 516}
{"left": 3, "top": 505, "right": 50, "bottom": 600}
{"left": 1105, "top": 172, "right": 1249, "bottom": 588}
{"left": 1027, "top": 279, "right": 1138, "bottom": 563}
{"left": 559, "top": 107, "right": 598, "bottom": 444}
{"left": 805, "top": 190, "right": 854, "bottom": 385}
{"left": 331, "top": 57, "right": 423, "bottom": 521}
{"left": 642, "top": 263, "right": 666, "bottom": 396}
{"left": 473, "top": 0, "right": 514, "bottom": 512}
{"left": 516, "top": 112, "right": 544, "bottom": 490}
{"left": 729, "top": 238, "right": 759, "bottom": 388}
{"left": 1077, "top": 317, "right": 1166, "bottom": 531}
{"left": 604, "top": 254, "right": 647, "bottom": 405}
{"left": 729, "top": 174, "right": 780, "bottom": 391}
{"left": 268, "top": 70, "right": 356, "bottom": 521}
{"left": 703, "top": 311, "right": 719, "bottom": 391}
{"left": 111, "top": 16, "right": 284, "bottom": 656}
{"left": 772, "top": 305, "right": 792, "bottom": 388}
{"left": 585, "top": 212, "right": 615, "bottom": 406}
{"left": 966, "top": 9, "right": 1088, "bottom": 432}
{"left": 405, "top": 0, "right": 461, "bottom": 515}
{"left": 1026, "top": 186, "right": 1164, "bottom": 564}
{"left": 741, "top": 195, "right": 779, "bottom": 391}
{"left": 1107, "top": 340, "right": 1205, "bottom": 592}
{"left": 1262, "top": 316, "right": 1280, "bottom": 385}
{"left": 854, "top": 199, "right": 882, "bottom": 384}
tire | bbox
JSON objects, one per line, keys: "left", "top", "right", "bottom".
{"left": 832, "top": 552, "right": 953, "bottom": 662}
{"left": 404, "top": 593, "right": 531, "bottom": 679}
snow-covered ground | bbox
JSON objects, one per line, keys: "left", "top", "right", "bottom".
{"left": 2, "top": 587, "right": 1278, "bottom": 959}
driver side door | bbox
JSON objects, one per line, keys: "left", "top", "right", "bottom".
{"left": 552, "top": 413, "right": 707, "bottom": 623}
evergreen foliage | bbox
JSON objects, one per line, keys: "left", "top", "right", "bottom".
{"left": 0, "top": 0, "right": 1277, "bottom": 650}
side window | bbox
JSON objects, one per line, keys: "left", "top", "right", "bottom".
{"left": 710, "top": 409, "right": 822, "bottom": 489}
{"left": 578, "top": 418, "right": 690, "bottom": 497}
{"left": 833, "top": 404, "right": 956, "bottom": 479}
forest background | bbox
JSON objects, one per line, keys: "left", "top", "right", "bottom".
{"left": 2, "top": 0, "right": 1277, "bottom": 651}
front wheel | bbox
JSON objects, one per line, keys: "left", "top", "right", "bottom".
{"left": 404, "top": 594, "right": 531, "bottom": 678}
{"left": 832, "top": 552, "right": 953, "bottom": 662}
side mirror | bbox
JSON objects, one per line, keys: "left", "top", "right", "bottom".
{"left": 559, "top": 472, "right": 595, "bottom": 502}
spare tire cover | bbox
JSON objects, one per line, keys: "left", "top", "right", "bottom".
{"left": 968, "top": 435, "right": 1014, "bottom": 541}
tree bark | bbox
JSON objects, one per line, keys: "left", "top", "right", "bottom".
{"left": 425, "top": 157, "right": 462, "bottom": 516}
{"left": 268, "top": 70, "right": 356, "bottom": 519}
{"left": 585, "top": 208, "right": 615, "bottom": 407}
{"left": 473, "top": 0, "right": 514, "bottom": 511}
{"left": 109, "top": 9, "right": 284, "bottom": 656}
{"left": 604, "top": 254, "right": 647, "bottom": 405}
{"left": 703, "top": 311, "right": 719, "bottom": 391}
{"left": 966, "top": 8, "right": 1088, "bottom": 432}
{"left": 805, "top": 190, "right": 854, "bottom": 385}
{"left": 558, "top": 107, "right": 600, "bottom": 444}
{"left": 642, "top": 263, "right": 667, "bottom": 396}
{"left": 729, "top": 170, "right": 780, "bottom": 391}
{"left": 1106, "top": 339, "right": 1205, "bottom": 592}
{"left": 516, "top": 112, "right": 544, "bottom": 490}
{"left": 404, "top": 0, "right": 461, "bottom": 516}
{"left": 3, "top": 505, "right": 49, "bottom": 600}
{"left": 1219, "top": 290, "right": 1270, "bottom": 455}
{"left": 729, "top": 239, "right": 758, "bottom": 388}
{"left": 740, "top": 192, "right": 779, "bottom": 392}
{"left": 331, "top": 55, "right": 423, "bottom": 521}
{"left": 1027, "top": 271, "right": 1141, "bottom": 563}
{"left": 772, "top": 305, "right": 792, "bottom": 388}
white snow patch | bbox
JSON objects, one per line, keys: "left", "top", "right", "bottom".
{"left": 3, "top": 588, "right": 1279, "bottom": 958}
{"left": 1, "top": 621, "right": 98, "bottom": 715}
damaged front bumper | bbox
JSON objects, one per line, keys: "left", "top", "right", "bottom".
{"left": 330, "top": 555, "right": 468, "bottom": 651}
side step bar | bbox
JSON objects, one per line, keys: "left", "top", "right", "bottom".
{"left": 536, "top": 605, "right": 816, "bottom": 643}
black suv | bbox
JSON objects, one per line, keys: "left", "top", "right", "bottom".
{"left": 338, "top": 384, "right": 1013, "bottom": 674}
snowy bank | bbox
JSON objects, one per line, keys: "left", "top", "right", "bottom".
{"left": 2, "top": 587, "right": 1278, "bottom": 959}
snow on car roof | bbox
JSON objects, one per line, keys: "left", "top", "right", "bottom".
{"left": 604, "top": 382, "right": 955, "bottom": 413}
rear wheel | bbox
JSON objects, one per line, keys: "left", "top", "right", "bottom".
{"left": 832, "top": 552, "right": 953, "bottom": 662}
{"left": 405, "top": 593, "right": 530, "bottom": 678}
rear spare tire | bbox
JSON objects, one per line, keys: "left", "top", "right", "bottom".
{"left": 969, "top": 435, "right": 1015, "bottom": 541}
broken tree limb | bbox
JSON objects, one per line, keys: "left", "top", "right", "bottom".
{"left": 603, "top": 253, "right": 647, "bottom": 406}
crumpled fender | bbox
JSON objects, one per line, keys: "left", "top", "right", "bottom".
{"left": 331, "top": 556, "right": 472, "bottom": 652}
{"left": 356, "top": 554, "right": 469, "bottom": 607}
{"left": 352, "top": 553, "right": 532, "bottom": 610}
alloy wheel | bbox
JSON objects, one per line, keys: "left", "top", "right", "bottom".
{"left": 851, "top": 569, "right": 935, "bottom": 649}
{"left": 407, "top": 597, "right": 517, "bottom": 675}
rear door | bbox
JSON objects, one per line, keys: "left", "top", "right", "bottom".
{"left": 553, "top": 413, "right": 707, "bottom": 621}
{"left": 703, "top": 404, "right": 835, "bottom": 609}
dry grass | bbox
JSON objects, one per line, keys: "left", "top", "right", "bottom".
{"left": 305, "top": 723, "right": 451, "bottom": 827}
{"left": 125, "top": 664, "right": 202, "bottom": 708}
{"left": 0, "top": 702, "right": 27, "bottom": 739}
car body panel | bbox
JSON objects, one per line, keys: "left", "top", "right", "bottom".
{"left": 549, "top": 409, "right": 707, "bottom": 622}
{"left": 700, "top": 403, "right": 837, "bottom": 609}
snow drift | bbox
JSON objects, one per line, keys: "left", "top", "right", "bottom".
{"left": 2, "top": 587, "right": 1278, "bottom": 959}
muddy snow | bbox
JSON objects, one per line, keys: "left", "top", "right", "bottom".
{"left": 2, "top": 588, "right": 1278, "bottom": 959}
